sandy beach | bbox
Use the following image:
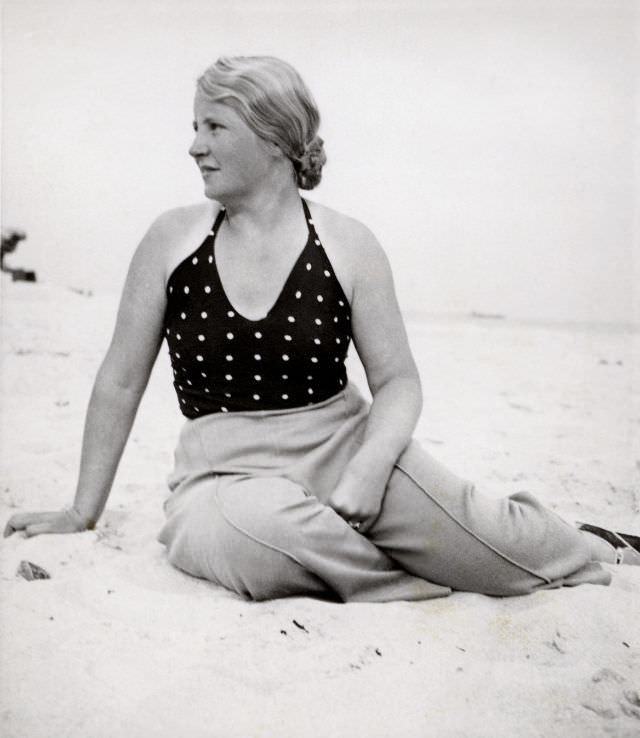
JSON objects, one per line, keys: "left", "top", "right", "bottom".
{"left": 1, "top": 279, "right": 638, "bottom": 738}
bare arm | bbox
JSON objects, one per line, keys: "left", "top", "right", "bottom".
{"left": 328, "top": 225, "right": 422, "bottom": 531}
{"left": 4, "top": 215, "right": 171, "bottom": 537}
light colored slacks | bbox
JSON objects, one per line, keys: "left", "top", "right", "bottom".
{"left": 158, "top": 385, "right": 610, "bottom": 602}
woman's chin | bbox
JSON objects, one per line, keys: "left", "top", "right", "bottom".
{"left": 203, "top": 183, "right": 222, "bottom": 200}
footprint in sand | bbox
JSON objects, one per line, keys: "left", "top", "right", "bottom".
{"left": 581, "top": 668, "right": 640, "bottom": 724}
{"left": 621, "top": 690, "right": 640, "bottom": 720}
{"left": 94, "top": 509, "right": 129, "bottom": 550}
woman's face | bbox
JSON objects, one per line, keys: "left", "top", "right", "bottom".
{"left": 189, "top": 91, "right": 277, "bottom": 201}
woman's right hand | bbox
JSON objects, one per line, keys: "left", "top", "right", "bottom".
{"left": 3, "top": 508, "right": 94, "bottom": 538}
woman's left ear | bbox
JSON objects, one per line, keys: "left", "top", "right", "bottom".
{"left": 265, "top": 140, "right": 286, "bottom": 160}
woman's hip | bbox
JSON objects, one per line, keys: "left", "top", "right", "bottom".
{"left": 167, "top": 382, "right": 370, "bottom": 500}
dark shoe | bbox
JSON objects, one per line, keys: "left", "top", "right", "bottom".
{"left": 578, "top": 522, "right": 640, "bottom": 565}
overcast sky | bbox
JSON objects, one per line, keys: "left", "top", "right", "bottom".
{"left": 3, "top": 0, "right": 638, "bottom": 325}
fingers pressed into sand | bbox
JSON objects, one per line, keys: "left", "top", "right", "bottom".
{"left": 24, "top": 522, "right": 62, "bottom": 537}
{"left": 4, "top": 512, "right": 44, "bottom": 537}
{"left": 4, "top": 511, "right": 81, "bottom": 538}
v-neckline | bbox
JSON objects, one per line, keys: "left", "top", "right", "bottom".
{"left": 210, "top": 199, "right": 314, "bottom": 324}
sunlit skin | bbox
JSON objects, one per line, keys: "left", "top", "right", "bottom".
{"left": 187, "top": 92, "right": 316, "bottom": 322}
{"left": 3, "top": 72, "right": 628, "bottom": 572}
{"left": 189, "top": 92, "right": 293, "bottom": 208}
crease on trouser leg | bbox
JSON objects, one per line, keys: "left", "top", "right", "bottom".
{"left": 213, "top": 475, "right": 451, "bottom": 602}
{"left": 158, "top": 475, "right": 331, "bottom": 600}
{"left": 369, "top": 441, "right": 610, "bottom": 595}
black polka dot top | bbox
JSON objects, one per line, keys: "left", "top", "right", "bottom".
{"left": 163, "top": 198, "right": 352, "bottom": 417}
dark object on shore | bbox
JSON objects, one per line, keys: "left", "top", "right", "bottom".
{"left": 11, "top": 268, "right": 37, "bottom": 282}
{"left": 17, "top": 560, "right": 51, "bottom": 581}
{"left": 1, "top": 228, "right": 37, "bottom": 282}
{"left": 470, "top": 311, "right": 506, "bottom": 320}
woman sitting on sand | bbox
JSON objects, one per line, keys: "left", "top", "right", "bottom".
{"left": 4, "top": 56, "right": 638, "bottom": 601}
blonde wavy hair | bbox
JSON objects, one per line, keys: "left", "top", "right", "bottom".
{"left": 197, "top": 56, "right": 327, "bottom": 190}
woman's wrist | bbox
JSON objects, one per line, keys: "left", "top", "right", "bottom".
{"left": 64, "top": 506, "right": 97, "bottom": 531}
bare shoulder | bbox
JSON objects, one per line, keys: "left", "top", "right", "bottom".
{"left": 148, "top": 201, "right": 219, "bottom": 249}
{"left": 305, "top": 200, "right": 389, "bottom": 301}
{"left": 152, "top": 201, "right": 219, "bottom": 233}
{"left": 306, "top": 200, "right": 383, "bottom": 256}
{"left": 136, "top": 201, "right": 221, "bottom": 283}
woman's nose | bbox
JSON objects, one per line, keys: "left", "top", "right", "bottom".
{"left": 189, "top": 133, "right": 208, "bottom": 158}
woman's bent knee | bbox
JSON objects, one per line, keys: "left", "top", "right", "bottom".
{"left": 160, "top": 474, "right": 328, "bottom": 599}
{"left": 214, "top": 475, "right": 315, "bottom": 561}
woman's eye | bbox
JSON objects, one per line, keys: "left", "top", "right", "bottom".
{"left": 192, "top": 121, "right": 222, "bottom": 133}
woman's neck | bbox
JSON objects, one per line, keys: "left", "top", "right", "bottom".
{"left": 220, "top": 181, "right": 303, "bottom": 239}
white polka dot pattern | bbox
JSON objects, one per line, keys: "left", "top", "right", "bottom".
{"left": 164, "top": 198, "right": 351, "bottom": 417}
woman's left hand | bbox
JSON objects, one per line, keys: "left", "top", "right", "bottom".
{"left": 328, "top": 468, "right": 388, "bottom": 534}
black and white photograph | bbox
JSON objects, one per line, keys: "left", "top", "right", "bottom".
{"left": 1, "top": 1, "right": 639, "bottom": 736}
